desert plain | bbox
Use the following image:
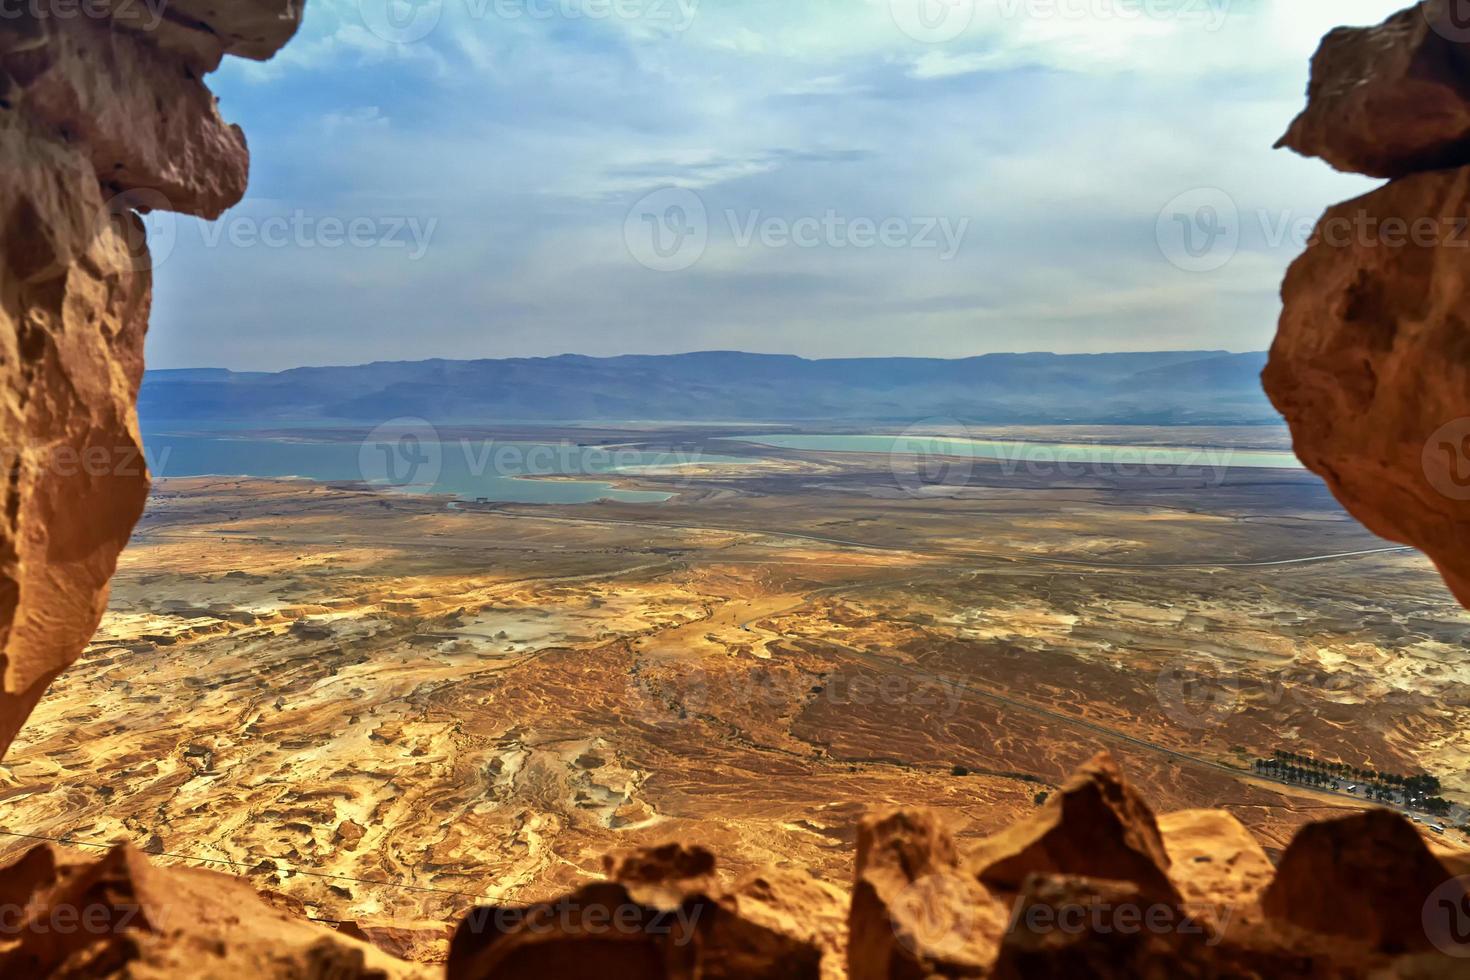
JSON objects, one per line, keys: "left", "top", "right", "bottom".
{"left": 2, "top": 424, "right": 1467, "bottom": 928}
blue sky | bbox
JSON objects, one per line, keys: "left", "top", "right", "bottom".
{"left": 147, "top": 0, "right": 1406, "bottom": 370}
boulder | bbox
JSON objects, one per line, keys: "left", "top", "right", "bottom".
{"left": 335, "top": 918, "right": 455, "bottom": 964}
{"left": 1277, "top": 1, "right": 1470, "bottom": 179}
{"left": 1157, "top": 809, "right": 1274, "bottom": 926}
{"left": 848, "top": 808, "right": 1003, "bottom": 979}
{"left": 0, "top": 842, "right": 430, "bottom": 978}
{"left": 1263, "top": 165, "right": 1470, "bottom": 607}
{"left": 1261, "top": 809, "right": 1466, "bottom": 953}
{"left": 969, "top": 752, "right": 1180, "bottom": 906}
{"left": 447, "top": 845, "right": 827, "bottom": 980}
{"left": 994, "top": 874, "right": 1213, "bottom": 980}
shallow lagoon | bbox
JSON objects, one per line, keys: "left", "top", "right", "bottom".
{"left": 137, "top": 429, "right": 738, "bottom": 504}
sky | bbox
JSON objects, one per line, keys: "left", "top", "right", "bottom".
{"left": 146, "top": 0, "right": 1410, "bottom": 370}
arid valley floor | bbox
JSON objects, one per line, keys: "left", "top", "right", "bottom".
{"left": 4, "top": 425, "right": 1469, "bottom": 929}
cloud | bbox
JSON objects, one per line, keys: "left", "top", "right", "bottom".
{"left": 152, "top": 0, "right": 1411, "bottom": 370}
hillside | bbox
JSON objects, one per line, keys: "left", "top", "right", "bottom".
{"left": 140, "top": 350, "right": 1274, "bottom": 424}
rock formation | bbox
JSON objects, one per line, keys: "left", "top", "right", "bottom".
{"left": 1262, "top": 809, "right": 1470, "bottom": 954}
{"left": 3, "top": 0, "right": 1470, "bottom": 976}
{"left": 433, "top": 752, "right": 1470, "bottom": 977}
{"left": 444, "top": 842, "right": 838, "bottom": 980}
{"left": 0, "top": 0, "right": 301, "bottom": 758}
{"left": 0, "top": 841, "right": 431, "bottom": 978}
{"left": 848, "top": 809, "right": 1001, "bottom": 979}
{"left": 1275, "top": 0, "right": 1470, "bottom": 179}
{"left": 968, "top": 751, "right": 1180, "bottom": 905}
{"left": 1265, "top": 0, "right": 1470, "bottom": 607}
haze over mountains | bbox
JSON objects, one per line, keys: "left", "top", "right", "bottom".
{"left": 141, "top": 350, "right": 1274, "bottom": 425}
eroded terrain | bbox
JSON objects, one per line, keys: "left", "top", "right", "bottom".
{"left": 4, "top": 425, "right": 1469, "bottom": 927}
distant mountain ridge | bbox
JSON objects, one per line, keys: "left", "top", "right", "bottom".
{"left": 140, "top": 350, "right": 1275, "bottom": 425}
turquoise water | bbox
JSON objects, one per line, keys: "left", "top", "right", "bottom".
{"left": 720, "top": 434, "right": 1304, "bottom": 471}
{"left": 138, "top": 430, "right": 739, "bottom": 504}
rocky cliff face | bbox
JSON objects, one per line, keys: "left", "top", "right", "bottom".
{"left": 1266, "top": 0, "right": 1470, "bottom": 607}
{"left": 0, "top": 1, "right": 301, "bottom": 757}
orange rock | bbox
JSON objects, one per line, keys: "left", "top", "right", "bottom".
{"left": 335, "top": 918, "right": 454, "bottom": 964}
{"left": 1262, "top": 809, "right": 1466, "bottom": 954}
{"left": 0, "top": 0, "right": 298, "bottom": 762}
{"left": 1277, "top": 1, "right": 1470, "bottom": 178}
{"left": 447, "top": 846, "right": 826, "bottom": 979}
{"left": 969, "top": 752, "right": 1181, "bottom": 906}
{"left": 603, "top": 841, "right": 717, "bottom": 887}
{"left": 848, "top": 808, "right": 1002, "bottom": 979}
{"left": 994, "top": 874, "right": 1214, "bottom": 979}
{"left": 0, "top": 842, "right": 430, "bottom": 978}
{"left": 1158, "top": 809, "right": 1274, "bottom": 927}
{"left": 1264, "top": 165, "right": 1470, "bottom": 607}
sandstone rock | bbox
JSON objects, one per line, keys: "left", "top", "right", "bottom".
{"left": 336, "top": 918, "right": 455, "bottom": 964}
{"left": 969, "top": 752, "right": 1180, "bottom": 906}
{"left": 0, "top": 842, "right": 431, "bottom": 978}
{"left": 0, "top": 114, "right": 153, "bottom": 759}
{"left": 993, "top": 874, "right": 1213, "bottom": 980}
{"left": 1276, "top": 1, "right": 1470, "bottom": 178}
{"left": 604, "top": 841, "right": 717, "bottom": 888}
{"left": 1158, "top": 809, "right": 1274, "bottom": 926}
{"left": 0, "top": 0, "right": 295, "bottom": 760}
{"left": 1263, "top": 165, "right": 1470, "bottom": 607}
{"left": 11, "top": 13, "right": 251, "bottom": 218}
{"left": 447, "top": 846, "right": 826, "bottom": 980}
{"left": 721, "top": 868, "right": 849, "bottom": 979}
{"left": 1261, "top": 809, "right": 1466, "bottom": 953}
{"left": 848, "top": 808, "right": 1002, "bottom": 979}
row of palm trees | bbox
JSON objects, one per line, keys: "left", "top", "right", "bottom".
{"left": 1254, "top": 752, "right": 1454, "bottom": 816}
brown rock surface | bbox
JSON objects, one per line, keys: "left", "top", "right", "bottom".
{"left": 0, "top": 3, "right": 299, "bottom": 759}
{"left": 1276, "top": 1, "right": 1470, "bottom": 178}
{"left": 1263, "top": 165, "right": 1470, "bottom": 607}
{"left": 968, "top": 752, "right": 1180, "bottom": 905}
{"left": 848, "top": 808, "right": 1002, "bottom": 979}
{"left": 0, "top": 842, "right": 431, "bottom": 978}
{"left": 1158, "top": 809, "right": 1274, "bottom": 926}
{"left": 993, "top": 874, "right": 1213, "bottom": 979}
{"left": 1261, "top": 809, "right": 1466, "bottom": 953}
{"left": 446, "top": 844, "right": 828, "bottom": 979}
{"left": 336, "top": 918, "right": 455, "bottom": 964}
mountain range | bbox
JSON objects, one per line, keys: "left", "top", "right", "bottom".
{"left": 140, "top": 350, "right": 1275, "bottom": 425}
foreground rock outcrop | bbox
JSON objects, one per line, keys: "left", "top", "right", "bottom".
{"left": 438, "top": 751, "right": 1470, "bottom": 977}
{"left": 0, "top": 841, "right": 430, "bottom": 978}
{"left": 1265, "top": 0, "right": 1470, "bottom": 607}
{"left": 445, "top": 843, "right": 840, "bottom": 980}
{"left": 0, "top": 2, "right": 302, "bottom": 757}
{"left": 6, "top": 750, "right": 1468, "bottom": 976}
{"left": 969, "top": 752, "right": 1181, "bottom": 906}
